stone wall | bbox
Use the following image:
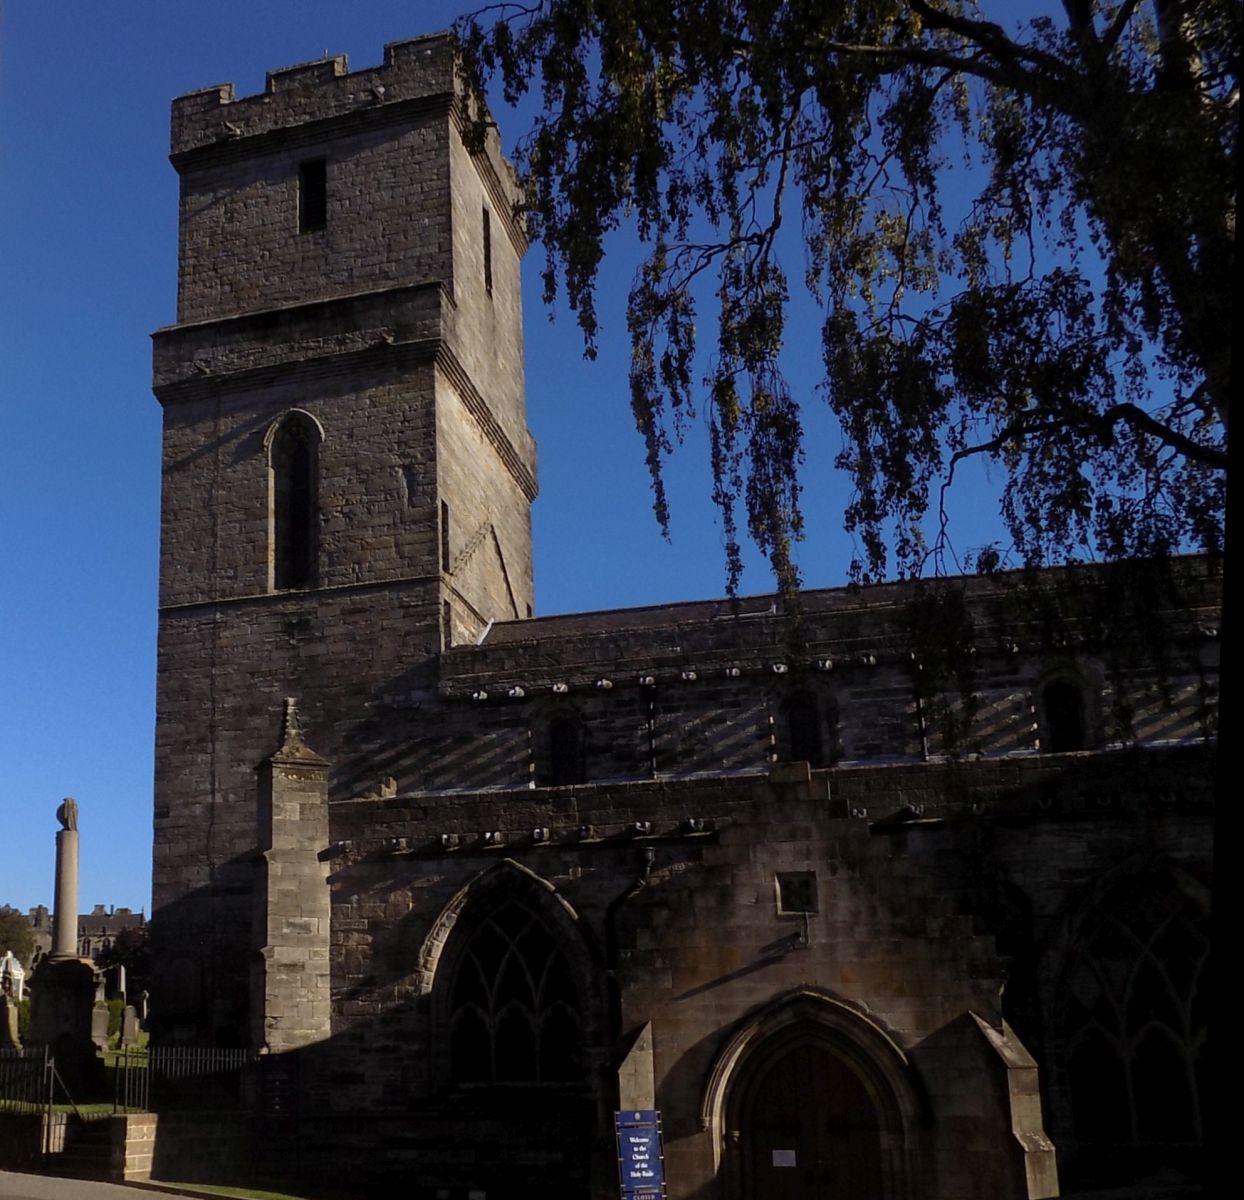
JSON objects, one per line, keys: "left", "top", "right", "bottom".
{"left": 146, "top": 32, "right": 1216, "bottom": 1199}
{"left": 307, "top": 744, "right": 1209, "bottom": 1197}
{"left": 151, "top": 33, "right": 536, "bottom": 1045}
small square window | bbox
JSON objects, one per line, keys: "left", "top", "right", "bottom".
{"left": 299, "top": 159, "right": 327, "bottom": 232}
{"left": 776, "top": 871, "right": 818, "bottom": 915}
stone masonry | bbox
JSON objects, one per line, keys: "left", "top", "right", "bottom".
{"left": 149, "top": 32, "right": 1217, "bottom": 1200}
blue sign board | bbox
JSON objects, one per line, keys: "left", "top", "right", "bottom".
{"left": 615, "top": 1109, "right": 666, "bottom": 1198}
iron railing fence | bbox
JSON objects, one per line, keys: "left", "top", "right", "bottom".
{"left": 114, "top": 1045, "right": 256, "bottom": 1113}
{"left": 0, "top": 1046, "right": 53, "bottom": 1116}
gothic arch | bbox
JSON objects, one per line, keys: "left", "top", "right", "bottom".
{"left": 1042, "top": 856, "right": 1209, "bottom": 1182}
{"left": 701, "top": 990, "right": 923, "bottom": 1197}
{"left": 264, "top": 409, "right": 323, "bottom": 591}
{"left": 770, "top": 682, "right": 841, "bottom": 767}
{"left": 1033, "top": 660, "right": 1101, "bottom": 753}
{"left": 420, "top": 860, "right": 605, "bottom": 1089}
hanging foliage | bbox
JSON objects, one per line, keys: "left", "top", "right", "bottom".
{"left": 457, "top": 1, "right": 1233, "bottom": 590}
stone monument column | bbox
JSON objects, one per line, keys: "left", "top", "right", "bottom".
{"left": 51, "top": 797, "right": 80, "bottom": 958}
{"left": 28, "top": 798, "right": 103, "bottom": 1088}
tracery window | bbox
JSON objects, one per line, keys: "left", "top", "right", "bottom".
{"left": 448, "top": 895, "right": 583, "bottom": 1084}
{"left": 268, "top": 412, "right": 320, "bottom": 591}
{"left": 1057, "top": 871, "right": 1208, "bottom": 1153}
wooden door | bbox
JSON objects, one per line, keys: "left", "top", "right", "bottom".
{"left": 743, "top": 1039, "right": 885, "bottom": 1200}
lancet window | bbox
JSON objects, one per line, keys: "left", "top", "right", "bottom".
{"left": 268, "top": 411, "right": 320, "bottom": 591}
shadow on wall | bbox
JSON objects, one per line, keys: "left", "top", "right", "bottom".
{"left": 138, "top": 747, "right": 1212, "bottom": 1199}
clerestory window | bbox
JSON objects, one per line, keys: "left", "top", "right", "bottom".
{"left": 547, "top": 719, "right": 585, "bottom": 787}
{"left": 1043, "top": 679, "right": 1087, "bottom": 752}
{"left": 784, "top": 691, "right": 838, "bottom": 767}
{"left": 787, "top": 693, "right": 824, "bottom": 765}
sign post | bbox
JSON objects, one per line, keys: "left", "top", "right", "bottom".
{"left": 615, "top": 1108, "right": 666, "bottom": 1199}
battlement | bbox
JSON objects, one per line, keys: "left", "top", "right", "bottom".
{"left": 170, "top": 34, "right": 459, "bottom": 159}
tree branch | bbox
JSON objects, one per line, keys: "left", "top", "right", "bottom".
{"left": 906, "top": 0, "right": 1076, "bottom": 79}
{"left": 1100, "top": 404, "right": 1228, "bottom": 469}
{"left": 819, "top": 38, "right": 1079, "bottom": 116}
{"left": 1100, "top": 0, "right": 1143, "bottom": 55}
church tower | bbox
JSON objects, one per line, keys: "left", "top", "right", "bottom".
{"left": 149, "top": 36, "right": 535, "bottom": 1042}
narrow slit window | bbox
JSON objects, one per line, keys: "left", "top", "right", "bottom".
{"left": 482, "top": 207, "right": 493, "bottom": 296}
{"left": 443, "top": 601, "right": 453, "bottom": 650}
{"left": 299, "top": 159, "right": 327, "bottom": 232}
{"left": 440, "top": 500, "right": 451, "bottom": 572}
{"left": 269, "top": 414, "right": 319, "bottom": 591}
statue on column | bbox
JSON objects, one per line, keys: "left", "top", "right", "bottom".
{"left": 28, "top": 799, "right": 105, "bottom": 1088}
{"left": 56, "top": 796, "right": 79, "bottom": 831}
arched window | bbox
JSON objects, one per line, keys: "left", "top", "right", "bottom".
{"left": 448, "top": 894, "right": 584, "bottom": 1084}
{"left": 268, "top": 412, "right": 320, "bottom": 591}
{"left": 1054, "top": 868, "right": 1208, "bottom": 1178}
{"left": 1043, "top": 679, "right": 1087, "bottom": 752}
{"left": 547, "top": 719, "right": 585, "bottom": 786}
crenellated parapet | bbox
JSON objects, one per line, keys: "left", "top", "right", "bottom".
{"left": 168, "top": 34, "right": 521, "bottom": 246}
{"left": 172, "top": 37, "right": 453, "bottom": 157}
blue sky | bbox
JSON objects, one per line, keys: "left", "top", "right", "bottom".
{"left": 0, "top": 2, "right": 1007, "bottom": 916}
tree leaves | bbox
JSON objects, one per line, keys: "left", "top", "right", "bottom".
{"left": 457, "top": 1, "right": 1233, "bottom": 589}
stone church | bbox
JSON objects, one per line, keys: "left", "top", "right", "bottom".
{"left": 148, "top": 34, "right": 1216, "bottom": 1200}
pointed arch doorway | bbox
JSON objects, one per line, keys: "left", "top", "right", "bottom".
{"left": 706, "top": 992, "right": 920, "bottom": 1200}
{"left": 740, "top": 1034, "right": 885, "bottom": 1199}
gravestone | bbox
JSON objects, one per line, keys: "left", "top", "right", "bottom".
{"left": 120, "top": 1004, "right": 141, "bottom": 1047}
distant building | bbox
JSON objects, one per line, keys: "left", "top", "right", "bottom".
{"left": 27, "top": 903, "right": 144, "bottom": 966}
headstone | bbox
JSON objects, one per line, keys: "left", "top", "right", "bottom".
{"left": 90, "top": 1002, "right": 111, "bottom": 1049}
{"left": 120, "top": 1005, "right": 140, "bottom": 1047}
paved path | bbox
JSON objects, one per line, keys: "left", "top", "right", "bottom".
{"left": 0, "top": 1173, "right": 157, "bottom": 1200}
